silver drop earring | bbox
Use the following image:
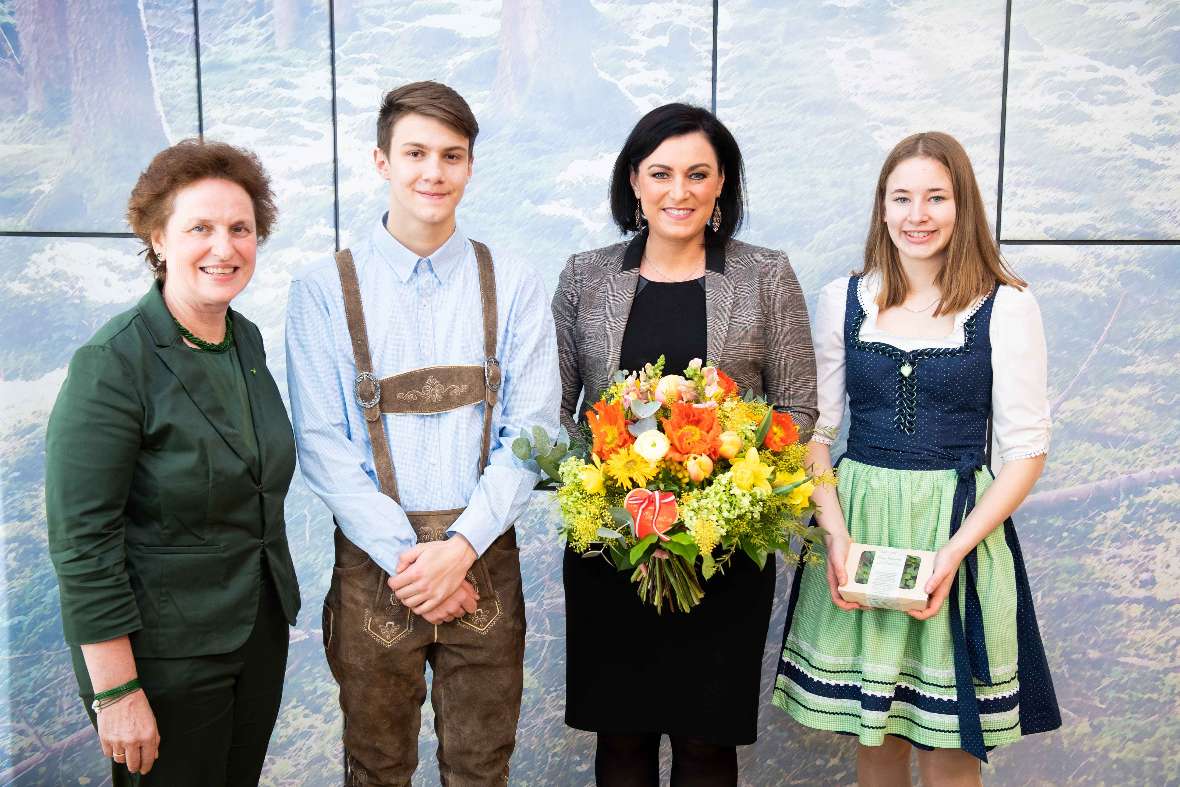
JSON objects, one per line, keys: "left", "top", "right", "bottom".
{"left": 635, "top": 202, "right": 645, "bottom": 229}
{"left": 710, "top": 203, "right": 722, "bottom": 232}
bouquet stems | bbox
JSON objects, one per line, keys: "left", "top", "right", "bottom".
{"left": 631, "top": 551, "right": 705, "bottom": 614}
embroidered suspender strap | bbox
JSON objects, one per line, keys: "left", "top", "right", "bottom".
{"left": 335, "top": 249, "right": 401, "bottom": 503}
{"left": 472, "top": 240, "right": 501, "bottom": 474}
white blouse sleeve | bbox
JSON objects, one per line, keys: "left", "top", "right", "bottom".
{"left": 811, "top": 278, "right": 849, "bottom": 445}
{"left": 990, "top": 285, "right": 1052, "bottom": 462}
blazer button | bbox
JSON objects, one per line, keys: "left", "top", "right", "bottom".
{"left": 255, "top": 483, "right": 264, "bottom": 492}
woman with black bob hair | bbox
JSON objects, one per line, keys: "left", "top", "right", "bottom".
{"left": 553, "top": 103, "right": 818, "bottom": 785}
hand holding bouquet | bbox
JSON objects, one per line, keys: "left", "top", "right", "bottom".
{"left": 523, "top": 357, "right": 825, "bottom": 613}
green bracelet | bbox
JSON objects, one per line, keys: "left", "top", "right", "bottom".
{"left": 91, "top": 678, "right": 141, "bottom": 712}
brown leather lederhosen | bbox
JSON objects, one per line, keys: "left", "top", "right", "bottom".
{"left": 321, "top": 241, "right": 525, "bottom": 787}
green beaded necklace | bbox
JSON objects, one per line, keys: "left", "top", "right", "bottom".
{"left": 173, "top": 314, "right": 234, "bottom": 353}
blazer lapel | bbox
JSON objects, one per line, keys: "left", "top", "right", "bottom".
{"left": 705, "top": 267, "right": 735, "bottom": 365}
{"left": 601, "top": 265, "right": 640, "bottom": 375}
{"left": 231, "top": 312, "right": 269, "bottom": 479}
{"left": 138, "top": 285, "right": 261, "bottom": 482}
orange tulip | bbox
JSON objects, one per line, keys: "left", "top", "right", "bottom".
{"left": 586, "top": 399, "right": 634, "bottom": 460}
{"left": 685, "top": 454, "right": 714, "bottom": 483}
{"left": 717, "top": 430, "right": 743, "bottom": 459}
{"left": 661, "top": 401, "right": 722, "bottom": 460}
{"left": 762, "top": 410, "right": 800, "bottom": 451}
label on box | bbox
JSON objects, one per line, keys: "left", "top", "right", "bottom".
{"left": 864, "top": 549, "right": 907, "bottom": 608}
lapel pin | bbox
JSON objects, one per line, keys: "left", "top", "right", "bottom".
{"left": 250, "top": 368, "right": 257, "bottom": 375}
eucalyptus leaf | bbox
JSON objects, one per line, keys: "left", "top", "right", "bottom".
{"left": 532, "top": 426, "right": 551, "bottom": 452}
{"left": 536, "top": 456, "right": 560, "bottom": 482}
{"left": 611, "top": 370, "right": 627, "bottom": 384}
{"left": 512, "top": 436, "right": 532, "bottom": 461}
{"left": 610, "top": 507, "right": 632, "bottom": 527}
{"left": 595, "top": 527, "right": 624, "bottom": 540}
{"left": 628, "top": 416, "right": 657, "bottom": 437}
{"left": 630, "top": 400, "right": 661, "bottom": 419}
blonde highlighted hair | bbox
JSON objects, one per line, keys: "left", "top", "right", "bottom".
{"left": 860, "top": 131, "right": 1025, "bottom": 316}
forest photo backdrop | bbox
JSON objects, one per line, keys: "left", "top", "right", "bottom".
{"left": 1, "top": 1, "right": 1178, "bottom": 784}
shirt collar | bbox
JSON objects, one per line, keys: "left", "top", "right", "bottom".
{"left": 619, "top": 230, "right": 726, "bottom": 274}
{"left": 370, "top": 213, "right": 469, "bottom": 284}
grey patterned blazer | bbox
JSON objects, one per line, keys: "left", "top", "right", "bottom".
{"left": 552, "top": 233, "right": 818, "bottom": 442}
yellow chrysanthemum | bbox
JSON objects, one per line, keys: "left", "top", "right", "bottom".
{"left": 603, "top": 446, "right": 658, "bottom": 490}
{"left": 730, "top": 448, "right": 773, "bottom": 493}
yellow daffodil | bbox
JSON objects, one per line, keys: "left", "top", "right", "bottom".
{"left": 633, "top": 429, "right": 671, "bottom": 463}
{"left": 603, "top": 446, "right": 658, "bottom": 490}
{"left": 730, "top": 448, "right": 773, "bottom": 493}
{"left": 578, "top": 457, "right": 605, "bottom": 494}
{"left": 775, "top": 467, "right": 816, "bottom": 508}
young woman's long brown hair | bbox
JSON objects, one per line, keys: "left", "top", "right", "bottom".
{"left": 861, "top": 131, "right": 1025, "bottom": 316}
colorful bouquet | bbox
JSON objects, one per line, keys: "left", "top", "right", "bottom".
{"left": 519, "top": 357, "right": 825, "bottom": 614}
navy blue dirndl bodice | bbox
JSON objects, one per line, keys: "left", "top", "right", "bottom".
{"left": 836, "top": 276, "right": 1061, "bottom": 761}
{"left": 842, "top": 276, "right": 993, "bottom": 473}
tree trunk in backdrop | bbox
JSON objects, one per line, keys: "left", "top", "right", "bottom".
{"left": 20, "top": 0, "right": 168, "bottom": 228}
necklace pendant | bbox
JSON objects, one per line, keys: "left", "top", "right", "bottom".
{"left": 899, "top": 362, "right": 913, "bottom": 378}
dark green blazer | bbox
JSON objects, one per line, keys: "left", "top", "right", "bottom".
{"left": 46, "top": 283, "right": 300, "bottom": 659}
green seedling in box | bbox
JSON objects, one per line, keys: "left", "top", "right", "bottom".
{"left": 854, "top": 550, "right": 875, "bottom": 584}
{"left": 899, "top": 555, "right": 921, "bottom": 590}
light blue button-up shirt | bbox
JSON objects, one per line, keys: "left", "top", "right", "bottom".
{"left": 285, "top": 218, "right": 560, "bottom": 575}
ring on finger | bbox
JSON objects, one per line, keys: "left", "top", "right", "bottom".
{"left": 113, "top": 752, "right": 126, "bottom": 760}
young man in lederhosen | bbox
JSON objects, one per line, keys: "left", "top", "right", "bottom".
{"left": 285, "top": 81, "right": 559, "bottom": 786}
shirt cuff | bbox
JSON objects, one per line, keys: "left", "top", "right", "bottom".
{"left": 998, "top": 446, "right": 1049, "bottom": 463}
{"left": 446, "top": 494, "right": 499, "bottom": 558}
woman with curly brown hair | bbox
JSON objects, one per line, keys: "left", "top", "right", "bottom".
{"left": 45, "top": 139, "right": 301, "bottom": 785}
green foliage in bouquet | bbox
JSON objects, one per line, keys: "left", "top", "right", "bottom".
{"left": 524, "top": 357, "right": 830, "bottom": 614}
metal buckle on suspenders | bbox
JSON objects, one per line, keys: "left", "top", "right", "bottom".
{"left": 353, "top": 371, "right": 382, "bottom": 409}
{"left": 484, "top": 357, "right": 502, "bottom": 395}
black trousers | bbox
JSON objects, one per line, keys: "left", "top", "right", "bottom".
{"left": 77, "top": 577, "right": 290, "bottom": 786}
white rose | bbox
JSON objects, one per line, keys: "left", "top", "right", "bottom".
{"left": 633, "top": 430, "right": 670, "bottom": 463}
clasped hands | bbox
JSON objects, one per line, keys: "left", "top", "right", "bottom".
{"left": 388, "top": 535, "right": 480, "bottom": 625}
{"left": 824, "top": 529, "right": 964, "bottom": 621}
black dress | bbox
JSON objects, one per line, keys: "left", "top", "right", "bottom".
{"left": 563, "top": 277, "right": 777, "bottom": 746}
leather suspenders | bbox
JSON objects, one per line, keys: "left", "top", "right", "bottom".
{"left": 334, "top": 240, "right": 501, "bottom": 504}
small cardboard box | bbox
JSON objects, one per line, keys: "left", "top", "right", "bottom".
{"left": 837, "top": 543, "right": 937, "bottom": 611}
